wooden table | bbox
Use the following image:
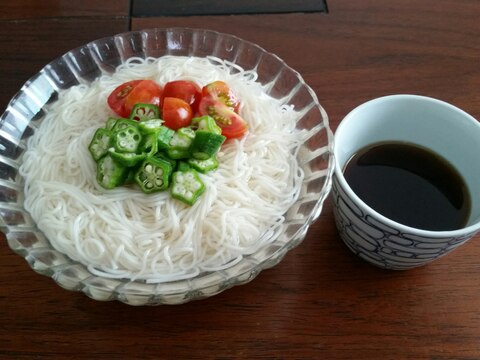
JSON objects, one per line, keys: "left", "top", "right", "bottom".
{"left": 1, "top": 1, "right": 480, "bottom": 358}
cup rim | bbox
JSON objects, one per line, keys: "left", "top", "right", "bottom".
{"left": 334, "top": 94, "right": 480, "bottom": 238}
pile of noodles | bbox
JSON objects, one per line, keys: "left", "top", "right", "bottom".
{"left": 20, "top": 56, "right": 306, "bottom": 283}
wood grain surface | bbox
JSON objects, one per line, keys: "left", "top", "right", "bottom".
{"left": 1, "top": 0, "right": 480, "bottom": 359}
{"left": 0, "top": 0, "right": 130, "bottom": 20}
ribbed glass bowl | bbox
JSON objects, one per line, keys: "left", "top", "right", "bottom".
{"left": 0, "top": 28, "right": 333, "bottom": 305}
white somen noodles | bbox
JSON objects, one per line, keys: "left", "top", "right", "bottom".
{"left": 20, "top": 56, "right": 306, "bottom": 283}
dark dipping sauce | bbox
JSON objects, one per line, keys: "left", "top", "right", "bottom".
{"left": 343, "top": 142, "right": 471, "bottom": 231}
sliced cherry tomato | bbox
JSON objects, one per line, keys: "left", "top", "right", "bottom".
{"left": 198, "top": 96, "right": 248, "bottom": 139}
{"left": 107, "top": 80, "right": 142, "bottom": 117}
{"left": 163, "top": 80, "right": 202, "bottom": 113}
{"left": 202, "top": 81, "right": 241, "bottom": 113}
{"left": 162, "top": 97, "right": 193, "bottom": 130}
{"left": 123, "top": 80, "right": 163, "bottom": 118}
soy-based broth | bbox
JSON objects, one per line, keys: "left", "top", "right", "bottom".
{"left": 343, "top": 142, "right": 471, "bottom": 231}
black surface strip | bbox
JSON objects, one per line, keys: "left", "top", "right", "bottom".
{"left": 132, "top": 0, "right": 328, "bottom": 17}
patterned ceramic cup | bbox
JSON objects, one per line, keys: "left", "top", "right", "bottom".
{"left": 333, "top": 95, "right": 480, "bottom": 270}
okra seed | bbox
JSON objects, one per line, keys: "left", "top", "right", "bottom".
{"left": 145, "top": 164, "right": 153, "bottom": 172}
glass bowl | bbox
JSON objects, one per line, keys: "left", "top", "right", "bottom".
{"left": 0, "top": 28, "right": 333, "bottom": 305}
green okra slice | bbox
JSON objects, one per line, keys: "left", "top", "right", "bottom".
{"left": 112, "top": 125, "right": 142, "bottom": 153}
{"left": 166, "top": 127, "right": 195, "bottom": 159}
{"left": 89, "top": 128, "right": 112, "bottom": 161}
{"left": 170, "top": 169, "right": 205, "bottom": 206}
{"left": 191, "top": 115, "right": 222, "bottom": 134}
{"left": 190, "top": 131, "right": 226, "bottom": 160}
{"left": 105, "top": 117, "right": 120, "bottom": 130}
{"left": 134, "top": 157, "right": 173, "bottom": 193}
{"left": 156, "top": 126, "right": 175, "bottom": 150}
{"left": 176, "top": 161, "right": 191, "bottom": 172}
{"left": 154, "top": 151, "right": 177, "bottom": 169}
{"left": 111, "top": 118, "right": 139, "bottom": 132}
{"left": 96, "top": 154, "right": 128, "bottom": 189}
{"left": 139, "top": 132, "right": 159, "bottom": 157}
{"left": 188, "top": 156, "right": 219, "bottom": 174}
{"left": 109, "top": 149, "right": 146, "bottom": 167}
{"left": 129, "top": 103, "right": 160, "bottom": 121}
{"left": 138, "top": 119, "right": 164, "bottom": 134}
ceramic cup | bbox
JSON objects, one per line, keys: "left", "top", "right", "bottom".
{"left": 332, "top": 94, "right": 480, "bottom": 270}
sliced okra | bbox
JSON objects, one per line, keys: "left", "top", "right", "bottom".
{"left": 190, "top": 131, "right": 226, "bottom": 160}
{"left": 138, "top": 119, "right": 164, "bottom": 134}
{"left": 96, "top": 154, "right": 128, "bottom": 189}
{"left": 89, "top": 128, "right": 112, "bottom": 161}
{"left": 129, "top": 103, "right": 160, "bottom": 121}
{"left": 157, "top": 126, "right": 175, "bottom": 150}
{"left": 109, "top": 149, "right": 146, "bottom": 167}
{"left": 166, "top": 127, "right": 195, "bottom": 159}
{"left": 113, "top": 125, "right": 142, "bottom": 153}
{"left": 134, "top": 157, "right": 173, "bottom": 193}
{"left": 191, "top": 115, "right": 222, "bottom": 134}
{"left": 170, "top": 169, "right": 205, "bottom": 206}
{"left": 188, "top": 156, "right": 219, "bottom": 174}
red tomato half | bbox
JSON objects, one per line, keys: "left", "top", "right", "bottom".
{"left": 107, "top": 80, "right": 142, "bottom": 117}
{"left": 163, "top": 80, "right": 202, "bottom": 113}
{"left": 107, "top": 80, "right": 163, "bottom": 118}
{"left": 202, "top": 81, "right": 241, "bottom": 113}
{"left": 123, "top": 80, "right": 163, "bottom": 118}
{"left": 162, "top": 97, "right": 193, "bottom": 130}
{"left": 198, "top": 96, "right": 248, "bottom": 139}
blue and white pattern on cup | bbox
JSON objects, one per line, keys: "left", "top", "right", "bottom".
{"left": 332, "top": 174, "right": 476, "bottom": 270}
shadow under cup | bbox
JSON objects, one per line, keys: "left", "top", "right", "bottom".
{"left": 333, "top": 95, "right": 480, "bottom": 270}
